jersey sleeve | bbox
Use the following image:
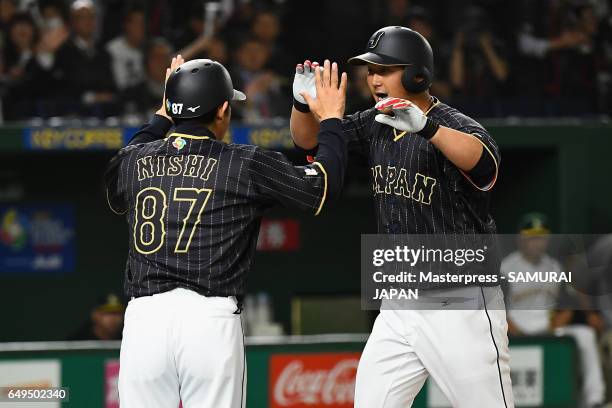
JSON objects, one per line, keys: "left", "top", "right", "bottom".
{"left": 247, "top": 118, "right": 347, "bottom": 215}
{"left": 105, "top": 147, "right": 130, "bottom": 214}
{"left": 341, "top": 108, "right": 376, "bottom": 160}
{"left": 456, "top": 123, "right": 500, "bottom": 191}
{"left": 104, "top": 115, "right": 173, "bottom": 214}
{"left": 293, "top": 108, "right": 376, "bottom": 163}
{"left": 127, "top": 114, "right": 173, "bottom": 145}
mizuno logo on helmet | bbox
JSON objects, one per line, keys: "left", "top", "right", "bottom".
{"left": 368, "top": 31, "right": 385, "bottom": 49}
{"left": 187, "top": 106, "right": 200, "bottom": 113}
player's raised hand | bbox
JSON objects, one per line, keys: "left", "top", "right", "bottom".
{"left": 374, "top": 97, "right": 440, "bottom": 139}
{"left": 292, "top": 59, "right": 319, "bottom": 112}
{"left": 300, "top": 59, "right": 347, "bottom": 121}
{"left": 157, "top": 55, "right": 186, "bottom": 120}
{"left": 165, "top": 55, "right": 185, "bottom": 84}
{"left": 374, "top": 97, "right": 428, "bottom": 133}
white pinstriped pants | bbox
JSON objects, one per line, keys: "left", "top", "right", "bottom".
{"left": 118, "top": 288, "right": 246, "bottom": 408}
{"left": 355, "top": 286, "right": 514, "bottom": 408}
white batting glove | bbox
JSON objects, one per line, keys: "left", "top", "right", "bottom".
{"left": 374, "top": 97, "right": 440, "bottom": 139}
{"left": 293, "top": 60, "right": 319, "bottom": 112}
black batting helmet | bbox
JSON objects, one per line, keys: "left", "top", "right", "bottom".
{"left": 348, "top": 26, "right": 434, "bottom": 93}
{"left": 164, "top": 59, "right": 246, "bottom": 119}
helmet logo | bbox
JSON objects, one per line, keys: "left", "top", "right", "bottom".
{"left": 368, "top": 31, "right": 385, "bottom": 49}
{"left": 187, "top": 105, "right": 200, "bottom": 113}
{"left": 172, "top": 137, "right": 186, "bottom": 151}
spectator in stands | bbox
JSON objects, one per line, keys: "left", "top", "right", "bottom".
{"left": 449, "top": 6, "right": 509, "bottom": 116}
{"left": 33, "top": 1, "right": 70, "bottom": 96}
{"left": 554, "top": 1, "right": 600, "bottom": 114}
{"left": 0, "top": 12, "right": 55, "bottom": 119}
{"left": 69, "top": 293, "right": 124, "bottom": 340}
{"left": 251, "top": 9, "right": 280, "bottom": 47}
{"left": 49, "top": 0, "right": 117, "bottom": 117}
{"left": 178, "top": 35, "right": 228, "bottom": 64}
{"left": 250, "top": 9, "right": 292, "bottom": 73}
{"left": 98, "top": 0, "right": 128, "bottom": 44}
{"left": 229, "top": 36, "right": 290, "bottom": 123}
{"left": 405, "top": 6, "right": 452, "bottom": 99}
{"left": 0, "top": 0, "right": 16, "bottom": 34}
{"left": 122, "top": 37, "right": 172, "bottom": 117}
{"left": 517, "top": 0, "right": 602, "bottom": 115}
{"left": 222, "top": 0, "right": 256, "bottom": 41}
{"left": 501, "top": 213, "right": 606, "bottom": 408}
{"left": 106, "top": 6, "right": 146, "bottom": 91}
{"left": 203, "top": 36, "right": 227, "bottom": 64}
{"left": 38, "top": 0, "right": 68, "bottom": 30}
{"left": 2, "top": 13, "right": 39, "bottom": 83}
{"left": 170, "top": 1, "right": 230, "bottom": 63}
{"left": 172, "top": 1, "right": 206, "bottom": 52}
{"left": 517, "top": 0, "right": 580, "bottom": 63}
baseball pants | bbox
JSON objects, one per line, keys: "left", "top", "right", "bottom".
{"left": 354, "top": 285, "right": 514, "bottom": 408}
{"left": 555, "top": 325, "right": 606, "bottom": 406}
{"left": 118, "top": 288, "right": 246, "bottom": 408}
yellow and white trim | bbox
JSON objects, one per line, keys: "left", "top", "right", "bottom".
{"left": 311, "top": 161, "right": 328, "bottom": 216}
{"left": 165, "top": 132, "right": 211, "bottom": 140}
{"left": 106, "top": 188, "right": 126, "bottom": 215}
{"left": 459, "top": 134, "right": 499, "bottom": 192}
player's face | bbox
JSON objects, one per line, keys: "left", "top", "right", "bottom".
{"left": 71, "top": 6, "right": 96, "bottom": 39}
{"left": 93, "top": 310, "right": 123, "bottom": 339}
{"left": 148, "top": 43, "right": 172, "bottom": 83}
{"left": 519, "top": 235, "right": 550, "bottom": 259}
{"left": 10, "top": 21, "right": 34, "bottom": 50}
{"left": 367, "top": 64, "right": 409, "bottom": 102}
{"left": 124, "top": 12, "right": 145, "bottom": 47}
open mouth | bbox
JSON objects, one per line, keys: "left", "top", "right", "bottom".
{"left": 374, "top": 92, "right": 388, "bottom": 102}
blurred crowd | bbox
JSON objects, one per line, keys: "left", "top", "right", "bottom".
{"left": 0, "top": 0, "right": 611, "bottom": 123}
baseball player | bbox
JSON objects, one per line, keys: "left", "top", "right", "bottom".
{"left": 502, "top": 213, "right": 606, "bottom": 407}
{"left": 291, "top": 27, "right": 513, "bottom": 407}
{"left": 105, "top": 55, "right": 348, "bottom": 408}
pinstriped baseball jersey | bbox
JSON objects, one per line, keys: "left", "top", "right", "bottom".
{"left": 106, "top": 116, "right": 346, "bottom": 298}
{"left": 341, "top": 98, "right": 501, "bottom": 289}
{"left": 343, "top": 97, "right": 499, "bottom": 236}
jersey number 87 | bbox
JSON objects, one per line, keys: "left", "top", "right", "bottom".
{"left": 133, "top": 187, "right": 212, "bottom": 255}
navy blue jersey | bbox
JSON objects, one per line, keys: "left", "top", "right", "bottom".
{"left": 106, "top": 116, "right": 346, "bottom": 298}
{"left": 342, "top": 98, "right": 499, "bottom": 236}
{"left": 298, "top": 98, "right": 501, "bottom": 289}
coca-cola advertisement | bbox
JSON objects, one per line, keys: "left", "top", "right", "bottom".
{"left": 269, "top": 353, "right": 360, "bottom": 408}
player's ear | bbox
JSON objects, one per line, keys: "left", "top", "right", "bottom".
{"left": 217, "top": 101, "right": 230, "bottom": 121}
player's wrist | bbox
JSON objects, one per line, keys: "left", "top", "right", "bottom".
{"left": 416, "top": 118, "right": 440, "bottom": 140}
{"left": 155, "top": 108, "right": 172, "bottom": 122}
{"left": 293, "top": 96, "right": 310, "bottom": 113}
{"left": 319, "top": 117, "right": 342, "bottom": 129}
{"left": 150, "top": 114, "right": 174, "bottom": 135}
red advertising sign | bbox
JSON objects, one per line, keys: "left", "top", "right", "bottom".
{"left": 104, "top": 360, "right": 183, "bottom": 407}
{"left": 269, "top": 353, "right": 360, "bottom": 407}
{"left": 257, "top": 219, "right": 300, "bottom": 251}
{"left": 105, "top": 360, "right": 120, "bottom": 408}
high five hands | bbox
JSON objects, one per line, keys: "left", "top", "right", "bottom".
{"left": 295, "top": 59, "right": 347, "bottom": 122}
